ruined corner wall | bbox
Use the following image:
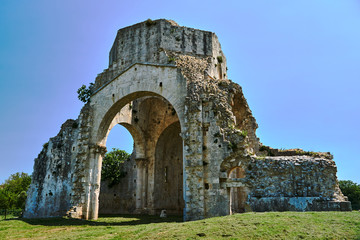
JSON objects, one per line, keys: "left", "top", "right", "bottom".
{"left": 168, "top": 50, "right": 260, "bottom": 219}
{"left": 24, "top": 104, "right": 94, "bottom": 218}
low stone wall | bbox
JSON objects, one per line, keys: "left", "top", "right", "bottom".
{"left": 248, "top": 197, "right": 351, "bottom": 212}
{"left": 243, "top": 156, "right": 351, "bottom": 212}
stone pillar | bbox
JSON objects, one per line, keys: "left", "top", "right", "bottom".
{"left": 135, "top": 158, "right": 149, "bottom": 213}
{"left": 183, "top": 101, "right": 205, "bottom": 221}
{"left": 85, "top": 144, "right": 107, "bottom": 220}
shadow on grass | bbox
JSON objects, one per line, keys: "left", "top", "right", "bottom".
{"left": 15, "top": 214, "right": 183, "bottom": 227}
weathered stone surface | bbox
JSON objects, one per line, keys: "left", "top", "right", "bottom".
{"left": 24, "top": 19, "right": 351, "bottom": 221}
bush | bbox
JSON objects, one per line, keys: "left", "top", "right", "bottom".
{"left": 339, "top": 180, "right": 360, "bottom": 210}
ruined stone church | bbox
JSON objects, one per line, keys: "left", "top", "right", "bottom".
{"left": 24, "top": 19, "right": 351, "bottom": 221}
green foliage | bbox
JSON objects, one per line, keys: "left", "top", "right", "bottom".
{"left": 0, "top": 189, "right": 16, "bottom": 210}
{"left": 42, "top": 142, "right": 49, "bottom": 149}
{"left": 77, "top": 83, "right": 93, "bottom": 103}
{"left": 228, "top": 142, "right": 237, "bottom": 152}
{"left": 145, "top": 18, "right": 156, "bottom": 26}
{"left": 168, "top": 57, "right": 176, "bottom": 63}
{"left": 239, "top": 130, "right": 248, "bottom": 138}
{"left": 101, "top": 148, "right": 130, "bottom": 188}
{"left": 217, "top": 56, "right": 223, "bottom": 64}
{"left": 71, "top": 121, "right": 79, "bottom": 128}
{"left": 0, "top": 172, "right": 31, "bottom": 219}
{"left": 339, "top": 180, "right": 360, "bottom": 210}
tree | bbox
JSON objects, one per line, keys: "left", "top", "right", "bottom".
{"left": 101, "top": 148, "right": 130, "bottom": 188}
{"left": 339, "top": 180, "right": 360, "bottom": 210}
{"left": 0, "top": 172, "right": 31, "bottom": 219}
{"left": 0, "top": 188, "right": 17, "bottom": 219}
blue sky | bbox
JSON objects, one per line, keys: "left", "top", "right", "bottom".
{"left": 0, "top": 0, "right": 359, "bottom": 184}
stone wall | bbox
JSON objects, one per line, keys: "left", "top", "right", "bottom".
{"left": 221, "top": 156, "right": 351, "bottom": 212}
{"left": 98, "top": 155, "right": 137, "bottom": 215}
{"left": 24, "top": 119, "right": 79, "bottom": 218}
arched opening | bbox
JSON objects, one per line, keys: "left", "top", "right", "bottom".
{"left": 106, "top": 124, "right": 134, "bottom": 153}
{"left": 154, "top": 121, "right": 184, "bottom": 215}
{"left": 96, "top": 93, "right": 184, "bottom": 217}
{"left": 98, "top": 124, "right": 136, "bottom": 214}
{"left": 228, "top": 167, "right": 247, "bottom": 214}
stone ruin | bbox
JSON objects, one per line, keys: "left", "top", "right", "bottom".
{"left": 24, "top": 19, "right": 351, "bottom": 221}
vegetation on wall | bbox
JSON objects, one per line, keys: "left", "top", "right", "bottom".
{"left": 101, "top": 148, "right": 130, "bottom": 188}
{"left": 339, "top": 180, "right": 360, "bottom": 210}
{"left": 77, "top": 83, "right": 93, "bottom": 103}
{"left": 0, "top": 172, "right": 31, "bottom": 219}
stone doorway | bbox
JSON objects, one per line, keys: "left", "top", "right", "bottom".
{"left": 229, "top": 167, "right": 247, "bottom": 214}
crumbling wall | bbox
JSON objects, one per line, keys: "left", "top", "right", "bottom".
{"left": 24, "top": 119, "right": 79, "bottom": 218}
{"left": 24, "top": 103, "right": 95, "bottom": 218}
{"left": 165, "top": 48, "right": 259, "bottom": 219}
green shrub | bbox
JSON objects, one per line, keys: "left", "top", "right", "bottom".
{"left": 339, "top": 180, "right": 360, "bottom": 210}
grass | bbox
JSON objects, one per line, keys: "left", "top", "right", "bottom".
{"left": 0, "top": 212, "right": 359, "bottom": 239}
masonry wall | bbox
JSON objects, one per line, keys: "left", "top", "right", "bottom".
{"left": 222, "top": 156, "right": 351, "bottom": 213}
{"left": 24, "top": 120, "right": 79, "bottom": 218}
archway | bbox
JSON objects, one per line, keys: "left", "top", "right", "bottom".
{"left": 98, "top": 124, "right": 136, "bottom": 214}
{"left": 94, "top": 93, "right": 184, "bottom": 217}
{"left": 154, "top": 121, "right": 184, "bottom": 215}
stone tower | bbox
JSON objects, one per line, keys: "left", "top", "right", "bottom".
{"left": 24, "top": 19, "right": 351, "bottom": 221}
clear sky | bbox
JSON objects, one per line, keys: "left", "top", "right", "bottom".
{"left": 1, "top": 0, "right": 359, "bottom": 184}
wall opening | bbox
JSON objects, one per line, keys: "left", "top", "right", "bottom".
{"left": 99, "top": 123, "right": 136, "bottom": 215}
{"left": 154, "top": 121, "right": 184, "bottom": 215}
{"left": 97, "top": 94, "right": 184, "bottom": 217}
{"left": 229, "top": 167, "right": 247, "bottom": 214}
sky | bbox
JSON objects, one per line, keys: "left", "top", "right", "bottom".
{"left": 0, "top": 0, "right": 359, "bottom": 184}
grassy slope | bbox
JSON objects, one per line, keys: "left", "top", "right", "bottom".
{"left": 0, "top": 212, "right": 359, "bottom": 239}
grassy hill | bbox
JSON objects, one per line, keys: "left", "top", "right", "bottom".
{"left": 0, "top": 211, "right": 359, "bottom": 239}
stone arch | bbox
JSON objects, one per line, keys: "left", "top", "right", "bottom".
{"left": 85, "top": 66, "right": 186, "bottom": 219}
{"left": 96, "top": 90, "right": 185, "bottom": 147}
{"left": 105, "top": 105, "right": 146, "bottom": 159}
{"left": 91, "top": 64, "right": 187, "bottom": 148}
